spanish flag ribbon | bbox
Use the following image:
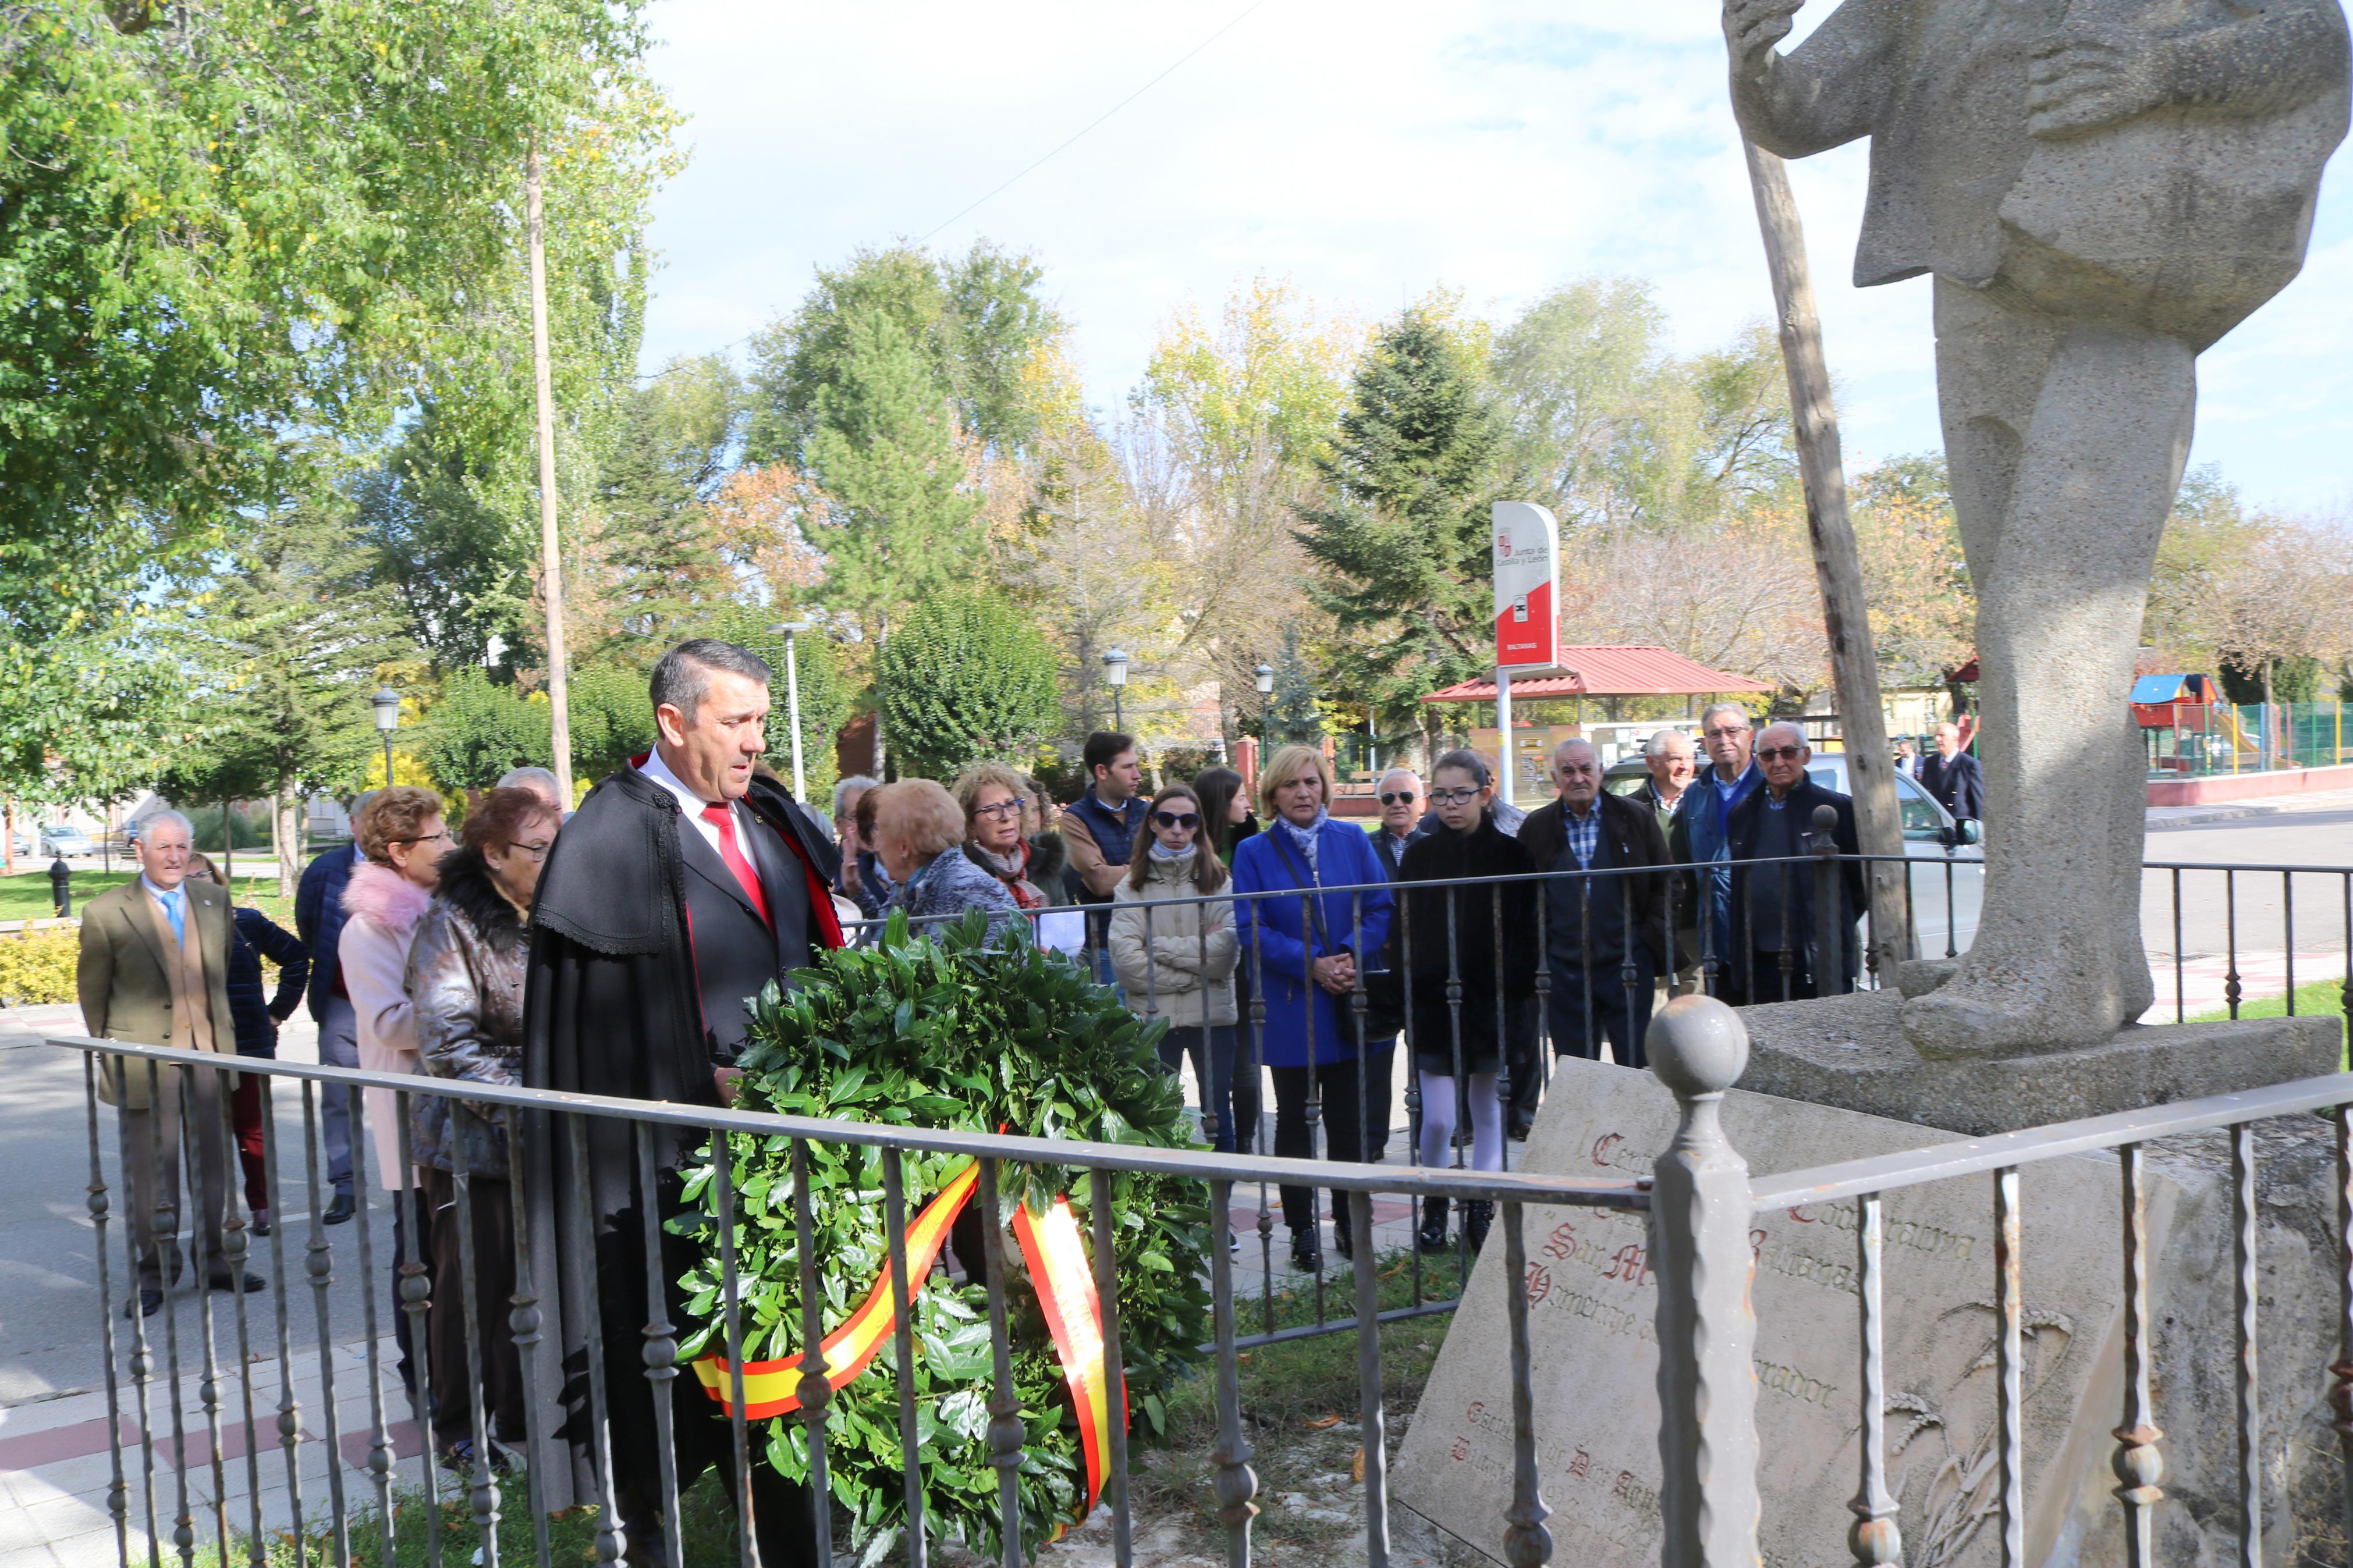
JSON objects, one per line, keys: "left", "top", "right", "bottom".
{"left": 690, "top": 1160, "right": 981, "bottom": 1420}
{"left": 1013, "top": 1195, "right": 1124, "bottom": 1533}
{"left": 690, "top": 1160, "right": 1128, "bottom": 1535}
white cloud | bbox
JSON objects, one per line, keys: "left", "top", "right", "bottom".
{"left": 637, "top": 0, "right": 2352, "bottom": 509}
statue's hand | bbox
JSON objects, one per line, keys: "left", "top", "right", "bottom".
{"left": 2028, "top": 26, "right": 2175, "bottom": 138}
{"left": 1723, "top": 0, "right": 1802, "bottom": 82}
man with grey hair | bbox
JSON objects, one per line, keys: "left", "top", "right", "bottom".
{"left": 77, "top": 809, "right": 261, "bottom": 1315}
{"left": 523, "top": 636, "right": 842, "bottom": 1562}
{"left": 1635, "top": 729, "right": 1697, "bottom": 838}
{"left": 1369, "top": 766, "right": 1428, "bottom": 879}
{"left": 1724, "top": 721, "right": 1865, "bottom": 1002}
{"left": 495, "top": 766, "right": 564, "bottom": 814}
{"left": 1519, "top": 737, "right": 1671, "bottom": 1082}
{"left": 1668, "top": 702, "right": 1762, "bottom": 1004}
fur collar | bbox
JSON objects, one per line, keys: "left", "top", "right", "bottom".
{"left": 342, "top": 859, "right": 432, "bottom": 934}
{"left": 434, "top": 847, "right": 526, "bottom": 946}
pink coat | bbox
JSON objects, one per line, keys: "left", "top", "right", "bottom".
{"left": 339, "top": 861, "right": 433, "bottom": 1191}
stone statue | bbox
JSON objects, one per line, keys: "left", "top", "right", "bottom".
{"left": 1724, "top": 0, "right": 2350, "bottom": 1055}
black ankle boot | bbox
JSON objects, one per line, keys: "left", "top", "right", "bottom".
{"left": 1416, "top": 1196, "right": 1450, "bottom": 1254}
{"left": 1289, "top": 1228, "right": 1323, "bottom": 1273}
{"left": 1464, "top": 1200, "right": 1493, "bottom": 1256}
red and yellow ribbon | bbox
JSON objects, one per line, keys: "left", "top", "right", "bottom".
{"left": 691, "top": 1159, "right": 1128, "bottom": 1531}
{"left": 690, "top": 1160, "right": 980, "bottom": 1420}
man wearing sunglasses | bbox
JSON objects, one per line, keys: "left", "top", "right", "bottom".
{"left": 1724, "top": 722, "right": 1865, "bottom": 1004}
{"left": 1368, "top": 767, "right": 1428, "bottom": 880}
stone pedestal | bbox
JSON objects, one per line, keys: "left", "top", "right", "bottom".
{"left": 1392, "top": 1059, "right": 2346, "bottom": 1567}
{"left": 1736, "top": 989, "right": 2342, "bottom": 1136}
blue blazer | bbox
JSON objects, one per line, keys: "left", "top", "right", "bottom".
{"left": 1231, "top": 820, "right": 1394, "bottom": 1068}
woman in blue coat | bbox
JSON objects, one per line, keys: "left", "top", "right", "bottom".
{"left": 1232, "top": 744, "right": 1393, "bottom": 1272}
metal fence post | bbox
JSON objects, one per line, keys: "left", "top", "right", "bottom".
{"left": 1648, "top": 995, "right": 1761, "bottom": 1568}
{"left": 1811, "top": 805, "right": 1843, "bottom": 999}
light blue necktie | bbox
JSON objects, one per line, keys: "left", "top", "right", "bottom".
{"left": 156, "top": 887, "right": 185, "bottom": 945}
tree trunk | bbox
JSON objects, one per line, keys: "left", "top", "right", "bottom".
{"left": 871, "top": 612, "right": 889, "bottom": 782}
{"left": 527, "top": 133, "right": 574, "bottom": 806}
{"left": 275, "top": 788, "right": 302, "bottom": 899}
{"left": 223, "top": 792, "right": 233, "bottom": 886}
{"left": 1740, "top": 141, "right": 1915, "bottom": 973}
{"left": 2263, "top": 657, "right": 2275, "bottom": 770}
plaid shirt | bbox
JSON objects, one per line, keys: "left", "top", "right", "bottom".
{"left": 1563, "top": 802, "right": 1601, "bottom": 869}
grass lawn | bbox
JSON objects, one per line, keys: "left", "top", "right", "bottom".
{"left": 203, "top": 1247, "right": 1461, "bottom": 1568}
{"left": 2188, "top": 977, "right": 2350, "bottom": 1068}
{"left": 2, "top": 868, "right": 295, "bottom": 926}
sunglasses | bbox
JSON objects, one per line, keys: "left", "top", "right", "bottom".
{"left": 1378, "top": 790, "right": 1417, "bottom": 806}
{"left": 1152, "top": 811, "right": 1201, "bottom": 830}
{"left": 1755, "top": 745, "right": 1806, "bottom": 762}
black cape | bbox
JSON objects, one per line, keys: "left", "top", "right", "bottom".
{"left": 519, "top": 764, "right": 841, "bottom": 1512}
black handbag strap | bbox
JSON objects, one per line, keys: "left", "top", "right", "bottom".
{"left": 1266, "top": 827, "right": 1336, "bottom": 954}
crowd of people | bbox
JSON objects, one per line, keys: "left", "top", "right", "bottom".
{"left": 77, "top": 636, "right": 1953, "bottom": 1565}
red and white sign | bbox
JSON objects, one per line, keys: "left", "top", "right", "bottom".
{"left": 1492, "top": 501, "right": 1559, "bottom": 669}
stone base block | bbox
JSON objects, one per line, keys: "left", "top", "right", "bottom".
{"left": 1738, "top": 989, "right": 2343, "bottom": 1136}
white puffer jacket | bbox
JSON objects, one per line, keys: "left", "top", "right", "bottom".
{"left": 1108, "top": 851, "right": 1238, "bottom": 1029}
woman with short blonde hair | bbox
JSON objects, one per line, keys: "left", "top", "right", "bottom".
{"left": 1231, "top": 739, "right": 1394, "bottom": 1272}
{"left": 870, "top": 780, "right": 1022, "bottom": 945}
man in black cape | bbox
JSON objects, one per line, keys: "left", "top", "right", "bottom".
{"left": 522, "top": 638, "right": 842, "bottom": 1568}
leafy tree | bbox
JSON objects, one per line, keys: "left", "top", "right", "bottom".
{"left": 564, "top": 662, "right": 658, "bottom": 787}
{"left": 744, "top": 241, "right": 1062, "bottom": 465}
{"left": 800, "top": 308, "right": 984, "bottom": 774}
{"left": 0, "top": 0, "right": 661, "bottom": 624}
{"left": 588, "top": 354, "right": 741, "bottom": 649}
{"left": 415, "top": 669, "right": 551, "bottom": 801}
{"left": 176, "top": 489, "right": 416, "bottom": 891}
{"left": 876, "top": 593, "right": 1060, "bottom": 781}
{"left": 353, "top": 405, "right": 535, "bottom": 675}
{"left": 1297, "top": 301, "right": 1506, "bottom": 749}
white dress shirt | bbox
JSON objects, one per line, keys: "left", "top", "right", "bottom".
{"left": 638, "top": 748, "right": 763, "bottom": 891}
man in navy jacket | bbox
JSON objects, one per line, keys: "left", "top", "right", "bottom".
{"left": 1918, "top": 722, "right": 1984, "bottom": 824}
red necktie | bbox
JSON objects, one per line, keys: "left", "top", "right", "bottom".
{"left": 701, "top": 802, "right": 771, "bottom": 927}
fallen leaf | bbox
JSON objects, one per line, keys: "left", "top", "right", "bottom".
{"left": 1305, "top": 1413, "right": 1344, "bottom": 1430}
{"left": 1352, "top": 1446, "right": 1367, "bottom": 1484}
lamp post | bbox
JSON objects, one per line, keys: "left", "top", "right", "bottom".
{"left": 770, "top": 622, "right": 811, "bottom": 799}
{"left": 1253, "top": 662, "right": 1275, "bottom": 742}
{"left": 370, "top": 687, "right": 401, "bottom": 789}
{"left": 1102, "top": 648, "right": 1130, "bottom": 733}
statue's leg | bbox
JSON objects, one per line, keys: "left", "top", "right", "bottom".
{"left": 1905, "top": 285, "right": 2192, "bottom": 1055}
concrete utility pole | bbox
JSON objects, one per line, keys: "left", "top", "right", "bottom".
{"left": 527, "top": 134, "right": 574, "bottom": 806}
{"left": 1740, "top": 141, "right": 1913, "bottom": 970}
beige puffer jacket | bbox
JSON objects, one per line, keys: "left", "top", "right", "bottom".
{"left": 1108, "top": 851, "right": 1238, "bottom": 1029}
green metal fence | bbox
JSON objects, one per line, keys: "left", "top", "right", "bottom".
{"left": 2142, "top": 701, "right": 2352, "bottom": 778}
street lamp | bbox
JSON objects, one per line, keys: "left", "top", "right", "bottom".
{"left": 370, "top": 687, "right": 401, "bottom": 788}
{"left": 1102, "top": 648, "right": 1130, "bottom": 733}
{"left": 769, "top": 622, "right": 811, "bottom": 799}
{"left": 1253, "top": 662, "right": 1275, "bottom": 742}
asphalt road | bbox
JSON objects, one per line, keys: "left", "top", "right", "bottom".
{"left": 7, "top": 799, "right": 2352, "bottom": 1413}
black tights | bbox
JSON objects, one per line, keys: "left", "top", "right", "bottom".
{"left": 1268, "top": 1049, "right": 1393, "bottom": 1234}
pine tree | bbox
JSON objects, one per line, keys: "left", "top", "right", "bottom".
{"left": 1263, "top": 625, "right": 1326, "bottom": 748}
{"left": 1295, "top": 304, "right": 1504, "bottom": 752}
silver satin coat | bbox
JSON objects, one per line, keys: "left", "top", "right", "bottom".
{"left": 403, "top": 870, "right": 528, "bottom": 1177}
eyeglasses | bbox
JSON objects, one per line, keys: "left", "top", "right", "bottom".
{"left": 1755, "top": 745, "right": 1806, "bottom": 762}
{"left": 1702, "top": 725, "right": 1751, "bottom": 741}
{"left": 971, "top": 798, "right": 1028, "bottom": 819}
{"left": 1151, "top": 811, "right": 1200, "bottom": 830}
{"left": 1428, "top": 787, "right": 1482, "bottom": 805}
{"left": 392, "top": 830, "right": 449, "bottom": 847}
{"left": 1378, "top": 790, "right": 1417, "bottom": 806}
{"left": 505, "top": 840, "right": 554, "bottom": 860}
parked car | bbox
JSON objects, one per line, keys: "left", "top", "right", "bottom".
{"left": 1603, "top": 753, "right": 1984, "bottom": 961}
{"left": 38, "top": 824, "right": 97, "bottom": 858}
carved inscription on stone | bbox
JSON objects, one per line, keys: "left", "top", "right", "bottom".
{"left": 1392, "top": 1060, "right": 2146, "bottom": 1567}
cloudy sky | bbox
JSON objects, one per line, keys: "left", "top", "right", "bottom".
{"left": 635, "top": 0, "right": 2353, "bottom": 514}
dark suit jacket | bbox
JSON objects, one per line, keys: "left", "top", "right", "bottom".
{"left": 677, "top": 795, "right": 815, "bottom": 1060}
{"left": 1369, "top": 825, "right": 1426, "bottom": 881}
{"left": 1724, "top": 778, "right": 1866, "bottom": 991}
{"left": 1918, "top": 751, "right": 1983, "bottom": 822}
{"left": 1520, "top": 792, "right": 1671, "bottom": 970}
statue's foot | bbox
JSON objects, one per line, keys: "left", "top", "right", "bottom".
{"left": 1900, "top": 952, "right": 2135, "bottom": 1060}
